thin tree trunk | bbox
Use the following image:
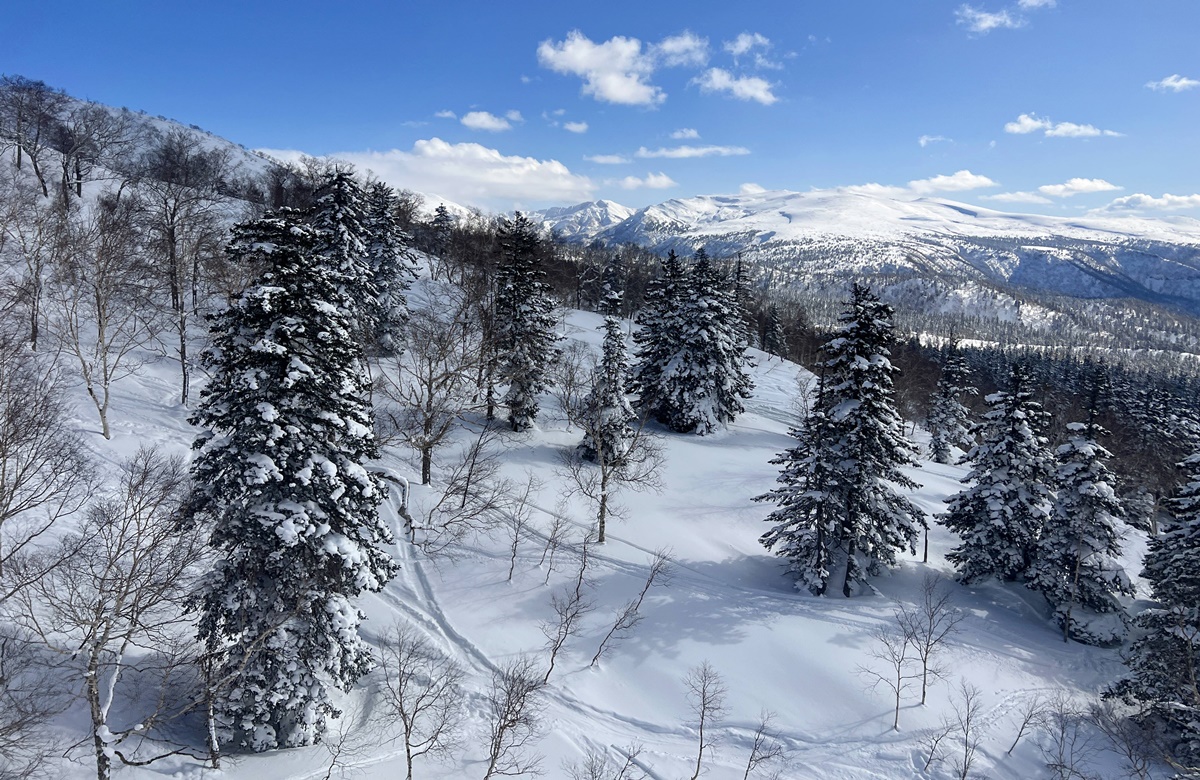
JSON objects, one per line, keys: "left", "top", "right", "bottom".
{"left": 597, "top": 469, "right": 609, "bottom": 543}
{"left": 842, "top": 537, "right": 858, "bottom": 598}
{"left": 87, "top": 654, "right": 112, "bottom": 780}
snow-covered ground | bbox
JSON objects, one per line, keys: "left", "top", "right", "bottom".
{"left": 46, "top": 302, "right": 1146, "bottom": 780}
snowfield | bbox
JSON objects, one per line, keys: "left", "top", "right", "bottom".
{"left": 49, "top": 300, "right": 1146, "bottom": 780}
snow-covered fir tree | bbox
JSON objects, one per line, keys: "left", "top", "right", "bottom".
{"left": 189, "top": 211, "right": 397, "bottom": 751}
{"left": 757, "top": 373, "right": 842, "bottom": 595}
{"left": 1027, "top": 419, "right": 1132, "bottom": 644}
{"left": 656, "top": 249, "right": 753, "bottom": 435}
{"left": 361, "top": 180, "right": 417, "bottom": 354}
{"left": 822, "top": 283, "right": 924, "bottom": 595}
{"left": 578, "top": 262, "right": 636, "bottom": 466}
{"left": 494, "top": 212, "right": 558, "bottom": 431}
{"left": 761, "top": 303, "right": 786, "bottom": 360}
{"left": 630, "top": 249, "right": 686, "bottom": 423}
{"left": 941, "top": 364, "right": 1054, "bottom": 584}
{"left": 427, "top": 203, "right": 455, "bottom": 259}
{"left": 732, "top": 253, "right": 755, "bottom": 347}
{"left": 926, "top": 341, "right": 975, "bottom": 464}
{"left": 306, "top": 170, "right": 375, "bottom": 338}
{"left": 761, "top": 283, "right": 924, "bottom": 596}
{"left": 600, "top": 251, "right": 626, "bottom": 317}
{"left": 1110, "top": 453, "right": 1200, "bottom": 768}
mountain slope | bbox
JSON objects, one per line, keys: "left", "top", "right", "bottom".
{"left": 534, "top": 190, "right": 1200, "bottom": 313}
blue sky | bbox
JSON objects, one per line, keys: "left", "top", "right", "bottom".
{"left": 5, "top": 1, "right": 1199, "bottom": 214}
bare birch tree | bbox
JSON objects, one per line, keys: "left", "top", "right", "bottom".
{"left": 377, "top": 622, "right": 465, "bottom": 780}
{"left": 482, "top": 656, "right": 546, "bottom": 779}
{"left": 684, "top": 661, "right": 729, "bottom": 780}
{"left": 12, "top": 447, "right": 205, "bottom": 780}
{"left": 47, "top": 189, "right": 159, "bottom": 438}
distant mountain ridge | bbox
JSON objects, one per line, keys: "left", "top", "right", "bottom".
{"left": 532, "top": 189, "right": 1200, "bottom": 313}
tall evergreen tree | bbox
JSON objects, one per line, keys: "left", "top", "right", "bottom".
{"left": 823, "top": 283, "right": 924, "bottom": 595}
{"left": 630, "top": 249, "right": 685, "bottom": 423}
{"left": 361, "top": 181, "right": 417, "bottom": 354}
{"left": 761, "top": 303, "right": 786, "bottom": 360}
{"left": 579, "top": 263, "right": 635, "bottom": 466}
{"left": 1028, "top": 420, "right": 1132, "bottom": 644}
{"left": 600, "top": 251, "right": 626, "bottom": 317}
{"left": 761, "top": 284, "right": 924, "bottom": 596}
{"left": 656, "top": 249, "right": 753, "bottom": 435}
{"left": 1111, "top": 453, "right": 1200, "bottom": 769}
{"left": 307, "top": 170, "right": 375, "bottom": 338}
{"left": 927, "top": 341, "right": 976, "bottom": 464}
{"left": 758, "top": 373, "right": 842, "bottom": 595}
{"left": 941, "top": 364, "right": 1055, "bottom": 584}
{"left": 732, "top": 253, "right": 755, "bottom": 347}
{"left": 494, "top": 212, "right": 558, "bottom": 431}
{"left": 189, "top": 211, "right": 397, "bottom": 751}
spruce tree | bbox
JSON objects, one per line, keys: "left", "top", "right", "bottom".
{"left": 579, "top": 266, "right": 635, "bottom": 466}
{"left": 361, "top": 181, "right": 417, "bottom": 354}
{"left": 941, "top": 364, "right": 1054, "bottom": 584}
{"left": 494, "top": 212, "right": 558, "bottom": 431}
{"left": 822, "top": 283, "right": 924, "bottom": 595}
{"left": 758, "top": 374, "right": 842, "bottom": 595}
{"left": 761, "top": 284, "right": 924, "bottom": 596}
{"left": 657, "top": 249, "right": 753, "bottom": 435}
{"left": 190, "top": 211, "right": 397, "bottom": 750}
{"left": 630, "top": 250, "right": 685, "bottom": 423}
{"left": 1028, "top": 420, "right": 1132, "bottom": 644}
{"left": 1111, "top": 454, "right": 1200, "bottom": 768}
{"left": 762, "top": 303, "right": 786, "bottom": 360}
{"left": 307, "top": 170, "right": 375, "bottom": 337}
{"left": 927, "top": 341, "right": 975, "bottom": 465}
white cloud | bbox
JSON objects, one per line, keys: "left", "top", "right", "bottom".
{"left": 537, "top": 30, "right": 714, "bottom": 107}
{"left": 505, "top": 110, "right": 524, "bottom": 123}
{"left": 636, "top": 144, "right": 751, "bottom": 159}
{"left": 907, "top": 169, "right": 998, "bottom": 194}
{"left": 616, "top": 172, "right": 677, "bottom": 190}
{"left": 1004, "top": 113, "right": 1122, "bottom": 138}
{"left": 694, "top": 68, "right": 778, "bottom": 105}
{"left": 843, "top": 170, "right": 997, "bottom": 198}
{"left": 563, "top": 121, "right": 589, "bottom": 133}
{"left": 537, "top": 31, "right": 663, "bottom": 106}
{"left": 724, "top": 32, "right": 770, "bottom": 57}
{"left": 1146, "top": 74, "right": 1200, "bottom": 92}
{"left": 740, "top": 182, "right": 767, "bottom": 195}
{"left": 461, "top": 111, "right": 512, "bottom": 132}
{"left": 259, "top": 138, "right": 596, "bottom": 210}
{"left": 956, "top": 5, "right": 1024, "bottom": 33}
{"left": 1017, "top": 0, "right": 1055, "bottom": 7}
{"left": 584, "top": 154, "right": 630, "bottom": 164}
{"left": 1045, "top": 122, "right": 1122, "bottom": 138}
{"left": 655, "top": 31, "right": 709, "bottom": 67}
{"left": 671, "top": 128, "right": 701, "bottom": 140}
{"left": 835, "top": 170, "right": 993, "bottom": 198}
{"left": 434, "top": 110, "right": 456, "bottom": 119}
{"left": 1101, "top": 193, "right": 1200, "bottom": 212}
{"left": 1004, "top": 113, "right": 1052, "bottom": 134}
{"left": 1037, "top": 178, "right": 1121, "bottom": 197}
{"left": 918, "top": 134, "right": 951, "bottom": 147}
{"left": 982, "top": 191, "right": 1053, "bottom": 204}
{"left": 840, "top": 182, "right": 908, "bottom": 197}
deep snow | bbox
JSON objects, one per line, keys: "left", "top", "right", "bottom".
{"left": 35, "top": 292, "right": 1150, "bottom": 780}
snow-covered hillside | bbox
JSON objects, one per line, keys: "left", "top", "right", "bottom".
{"left": 534, "top": 189, "right": 1200, "bottom": 314}
{"left": 48, "top": 288, "right": 1147, "bottom": 780}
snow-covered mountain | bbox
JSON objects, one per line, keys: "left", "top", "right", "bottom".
{"left": 534, "top": 189, "right": 1200, "bottom": 312}
{"left": 532, "top": 198, "right": 637, "bottom": 240}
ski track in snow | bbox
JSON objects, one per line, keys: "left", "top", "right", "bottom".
{"left": 42, "top": 305, "right": 1144, "bottom": 780}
